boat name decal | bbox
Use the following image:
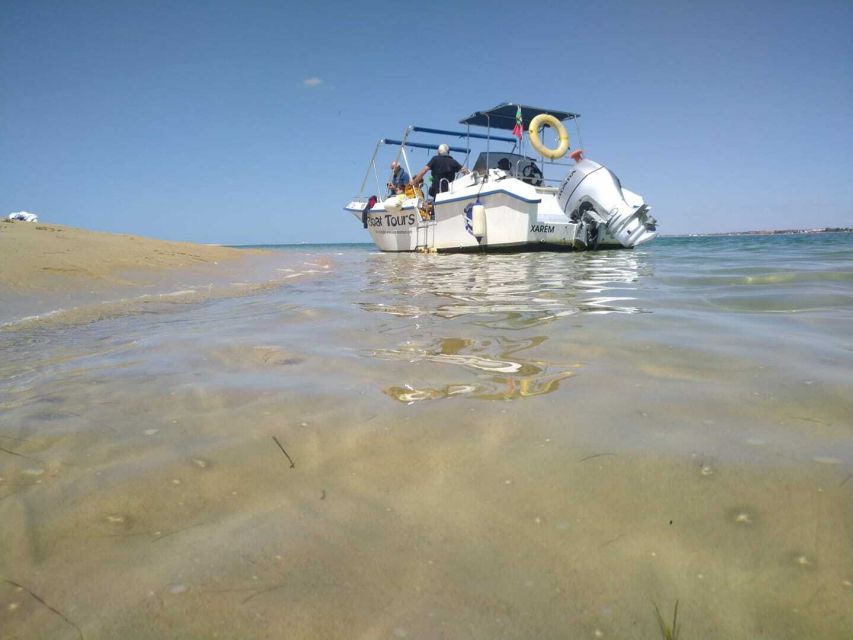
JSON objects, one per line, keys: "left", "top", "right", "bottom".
{"left": 368, "top": 213, "right": 417, "bottom": 228}
{"left": 530, "top": 224, "right": 555, "bottom": 233}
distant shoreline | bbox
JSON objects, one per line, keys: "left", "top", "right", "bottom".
{"left": 666, "top": 227, "right": 852, "bottom": 238}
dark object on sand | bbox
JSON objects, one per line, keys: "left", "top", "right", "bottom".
{"left": 272, "top": 436, "right": 295, "bottom": 468}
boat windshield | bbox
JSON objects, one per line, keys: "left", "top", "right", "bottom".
{"left": 472, "top": 152, "right": 543, "bottom": 186}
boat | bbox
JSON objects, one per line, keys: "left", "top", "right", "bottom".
{"left": 344, "top": 102, "right": 658, "bottom": 253}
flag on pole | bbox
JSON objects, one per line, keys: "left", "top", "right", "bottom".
{"left": 512, "top": 106, "right": 523, "bottom": 140}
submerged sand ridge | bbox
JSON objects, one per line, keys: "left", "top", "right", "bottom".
{"left": 0, "top": 222, "right": 333, "bottom": 328}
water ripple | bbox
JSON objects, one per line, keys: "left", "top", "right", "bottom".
{"left": 359, "top": 251, "right": 647, "bottom": 326}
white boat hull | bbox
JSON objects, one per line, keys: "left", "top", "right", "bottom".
{"left": 345, "top": 161, "right": 656, "bottom": 253}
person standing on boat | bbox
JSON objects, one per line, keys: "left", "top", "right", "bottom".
{"left": 411, "top": 144, "right": 468, "bottom": 198}
{"left": 387, "top": 161, "right": 409, "bottom": 195}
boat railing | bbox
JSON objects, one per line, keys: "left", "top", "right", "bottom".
{"left": 357, "top": 136, "right": 470, "bottom": 200}
{"left": 355, "top": 123, "right": 575, "bottom": 200}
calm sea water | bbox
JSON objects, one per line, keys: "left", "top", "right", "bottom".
{"left": 1, "top": 234, "right": 852, "bottom": 638}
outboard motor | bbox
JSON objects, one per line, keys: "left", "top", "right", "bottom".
{"left": 572, "top": 203, "right": 603, "bottom": 250}
{"left": 557, "top": 152, "right": 657, "bottom": 248}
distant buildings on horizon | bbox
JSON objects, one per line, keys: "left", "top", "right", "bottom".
{"left": 673, "top": 227, "right": 852, "bottom": 238}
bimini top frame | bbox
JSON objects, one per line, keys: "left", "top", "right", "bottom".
{"left": 356, "top": 103, "right": 583, "bottom": 196}
{"left": 357, "top": 133, "right": 472, "bottom": 195}
{"left": 459, "top": 102, "right": 584, "bottom": 185}
{"left": 358, "top": 125, "right": 516, "bottom": 196}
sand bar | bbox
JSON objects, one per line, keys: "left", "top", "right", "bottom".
{"left": 0, "top": 221, "right": 294, "bottom": 327}
{"left": 0, "top": 221, "right": 266, "bottom": 294}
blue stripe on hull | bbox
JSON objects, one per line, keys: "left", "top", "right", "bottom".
{"left": 435, "top": 189, "right": 541, "bottom": 206}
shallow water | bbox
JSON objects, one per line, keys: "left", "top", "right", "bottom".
{"left": 1, "top": 234, "right": 852, "bottom": 638}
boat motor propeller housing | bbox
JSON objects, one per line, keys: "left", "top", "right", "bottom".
{"left": 557, "top": 158, "right": 658, "bottom": 248}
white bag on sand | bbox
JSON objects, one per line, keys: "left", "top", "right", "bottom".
{"left": 7, "top": 211, "right": 38, "bottom": 222}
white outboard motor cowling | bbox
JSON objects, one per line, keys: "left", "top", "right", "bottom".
{"left": 557, "top": 158, "right": 657, "bottom": 248}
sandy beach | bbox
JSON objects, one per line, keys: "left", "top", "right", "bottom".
{"left": 0, "top": 221, "right": 306, "bottom": 329}
{"left": 0, "top": 221, "right": 265, "bottom": 294}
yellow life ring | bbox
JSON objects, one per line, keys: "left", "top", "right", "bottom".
{"left": 528, "top": 113, "right": 570, "bottom": 160}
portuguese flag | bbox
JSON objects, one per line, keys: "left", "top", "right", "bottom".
{"left": 512, "top": 106, "right": 523, "bottom": 140}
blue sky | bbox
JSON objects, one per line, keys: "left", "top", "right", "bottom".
{"left": 2, "top": 0, "right": 851, "bottom": 244}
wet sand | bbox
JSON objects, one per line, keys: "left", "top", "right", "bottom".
{"left": 0, "top": 222, "right": 312, "bottom": 329}
{"left": 1, "top": 239, "right": 851, "bottom": 639}
{"left": 1, "top": 317, "right": 850, "bottom": 639}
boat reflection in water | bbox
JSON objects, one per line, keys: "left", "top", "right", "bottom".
{"left": 356, "top": 250, "right": 650, "bottom": 402}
